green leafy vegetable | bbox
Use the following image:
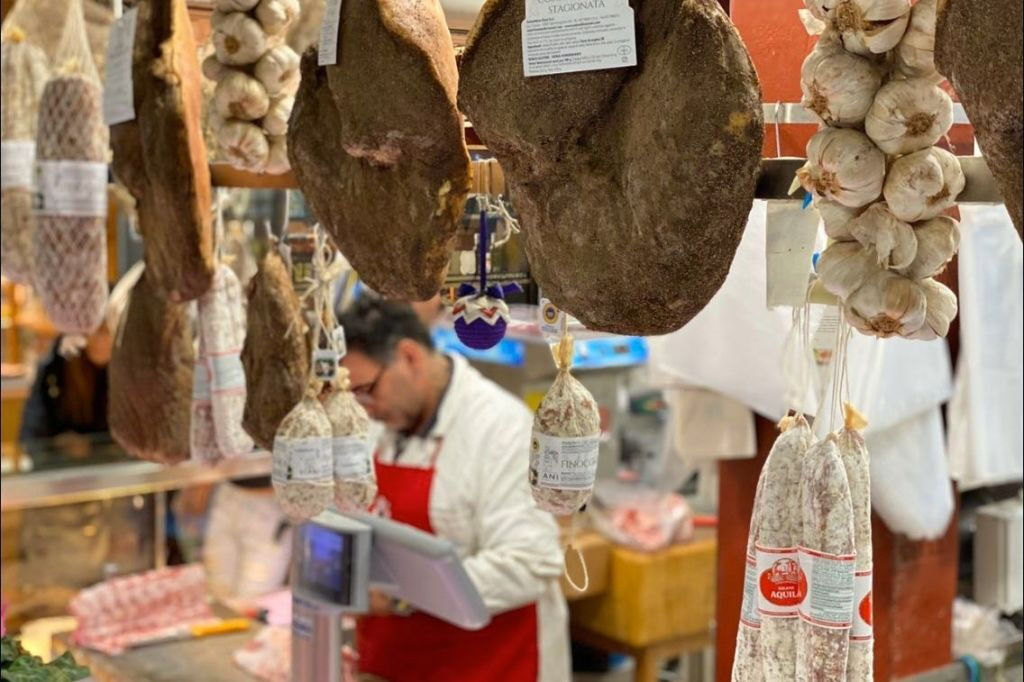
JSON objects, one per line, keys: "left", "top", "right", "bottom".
{"left": 0, "top": 637, "right": 89, "bottom": 682}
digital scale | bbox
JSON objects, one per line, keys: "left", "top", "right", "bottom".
{"left": 290, "top": 510, "right": 491, "bottom": 682}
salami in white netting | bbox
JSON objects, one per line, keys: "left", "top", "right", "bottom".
{"left": 322, "top": 368, "right": 377, "bottom": 513}
{"left": 272, "top": 381, "right": 333, "bottom": 521}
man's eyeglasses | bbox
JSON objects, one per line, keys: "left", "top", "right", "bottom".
{"left": 352, "top": 364, "right": 388, "bottom": 401}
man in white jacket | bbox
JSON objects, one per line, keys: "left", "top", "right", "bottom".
{"left": 338, "top": 297, "right": 570, "bottom": 682}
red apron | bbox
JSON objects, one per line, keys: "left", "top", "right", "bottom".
{"left": 356, "top": 441, "right": 540, "bottom": 682}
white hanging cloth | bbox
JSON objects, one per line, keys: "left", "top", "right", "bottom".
{"left": 947, "top": 204, "right": 1024, "bottom": 491}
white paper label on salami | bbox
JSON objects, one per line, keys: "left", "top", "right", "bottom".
{"left": 273, "top": 437, "right": 332, "bottom": 483}
{"left": 530, "top": 431, "right": 600, "bottom": 490}
{"left": 796, "top": 546, "right": 856, "bottom": 629}
{"left": 34, "top": 161, "right": 108, "bottom": 217}
{"left": 739, "top": 554, "right": 761, "bottom": 629}
{"left": 332, "top": 436, "right": 372, "bottom": 478}
{"left": 210, "top": 352, "right": 246, "bottom": 393}
{"left": 193, "top": 359, "right": 211, "bottom": 401}
{"left": 103, "top": 6, "right": 138, "bottom": 125}
{"left": 851, "top": 569, "right": 873, "bottom": 641}
{"left": 1, "top": 141, "right": 35, "bottom": 190}
{"left": 755, "top": 544, "right": 806, "bottom": 618}
{"left": 318, "top": 0, "right": 343, "bottom": 66}
{"left": 521, "top": 1, "right": 637, "bottom": 78}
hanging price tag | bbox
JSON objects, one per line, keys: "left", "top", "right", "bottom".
{"left": 332, "top": 327, "right": 347, "bottom": 359}
{"left": 318, "top": 0, "right": 344, "bottom": 66}
{"left": 103, "top": 7, "right": 138, "bottom": 125}
{"left": 313, "top": 348, "right": 339, "bottom": 382}
{"left": 521, "top": 0, "right": 637, "bottom": 77}
{"left": 538, "top": 297, "right": 565, "bottom": 342}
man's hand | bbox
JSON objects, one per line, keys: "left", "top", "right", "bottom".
{"left": 368, "top": 589, "right": 394, "bottom": 616}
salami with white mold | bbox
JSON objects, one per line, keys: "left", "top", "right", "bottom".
{"left": 838, "top": 405, "right": 873, "bottom": 681}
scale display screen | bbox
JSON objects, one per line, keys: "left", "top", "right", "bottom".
{"left": 296, "top": 523, "right": 355, "bottom": 605}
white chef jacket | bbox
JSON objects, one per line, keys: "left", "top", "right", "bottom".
{"left": 372, "top": 353, "right": 570, "bottom": 682}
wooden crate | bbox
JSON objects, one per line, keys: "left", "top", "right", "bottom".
{"left": 570, "top": 533, "right": 716, "bottom": 648}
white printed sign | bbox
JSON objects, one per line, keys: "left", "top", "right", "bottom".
{"left": 739, "top": 553, "right": 761, "bottom": 629}
{"left": 1, "top": 141, "right": 35, "bottom": 190}
{"left": 851, "top": 569, "right": 873, "bottom": 641}
{"left": 210, "top": 352, "right": 246, "bottom": 393}
{"left": 521, "top": 0, "right": 637, "bottom": 77}
{"left": 530, "top": 431, "right": 600, "bottom": 490}
{"left": 273, "top": 437, "right": 333, "bottom": 483}
{"left": 34, "top": 161, "right": 108, "bottom": 217}
{"left": 103, "top": 7, "right": 138, "bottom": 125}
{"left": 318, "top": 0, "right": 344, "bottom": 66}
{"left": 755, "top": 544, "right": 805, "bottom": 619}
{"left": 332, "top": 436, "right": 372, "bottom": 478}
{"left": 797, "top": 546, "right": 856, "bottom": 629}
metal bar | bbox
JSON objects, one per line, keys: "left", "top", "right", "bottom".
{"left": 762, "top": 102, "right": 971, "bottom": 126}
{"left": 755, "top": 156, "right": 1001, "bottom": 203}
{"left": 0, "top": 453, "right": 271, "bottom": 512}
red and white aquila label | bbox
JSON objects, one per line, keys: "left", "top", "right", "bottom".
{"left": 851, "top": 569, "right": 873, "bottom": 641}
{"left": 755, "top": 544, "right": 807, "bottom": 618}
{"left": 796, "top": 546, "right": 856, "bottom": 629}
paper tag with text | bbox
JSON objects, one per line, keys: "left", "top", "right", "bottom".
{"left": 318, "top": 0, "right": 344, "bottom": 66}
{"left": 522, "top": 0, "right": 637, "bottom": 78}
{"left": 103, "top": 7, "right": 138, "bottom": 125}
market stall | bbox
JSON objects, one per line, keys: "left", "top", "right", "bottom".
{"left": 1, "top": 0, "right": 1021, "bottom": 681}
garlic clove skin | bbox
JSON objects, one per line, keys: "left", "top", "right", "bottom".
{"left": 848, "top": 202, "right": 918, "bottom": 269}
{"left": 800, "top": 33, "right": 882, "bottom": 127}
{"left": 884, "top": 146, "right": 965, "bottom": 222}
{"left": 815, "top": 198, "right": 865, "bottom": 240}
{"left": 894, "top": 0, "right": 942, "bottom": 83}
{"left": 865, "top": 78, "right": 954, "bottom": 155}
{"left": 255, "top": 0, "right": 301, "bottom": 36}
{"left": 217, "top": 119, "right": 271, "bottom": 172}
{"left": 264, "top": 136, "right": 290, "bottom": 174}
{"left": 832, "top": 0, "right": 911, "bottom": 55}
{"left": 816, "top": 240, "right": 882, "bottom": 299}
{"left": 201, "top": 55, "right": 232, "bottom": 83}
{"left": 214, "top": 71, "right": 271, "bottom": 121}
{"left": 898, "top": 215, "right": 960, "bottom": 280}
{"left": 262, "top": 95, "right": 294, "bottom": 137}
{"left": 845, "top": 270, "right": 927, "bottom": 338}
{"left": 905, "top": 278, "right": 957, "bottom": 340}
{"left": 254, "top": 44, "right": 301, "bottom": 98}
{"left": 213, "top": 12, "right": 269, "bottom": 66}
{"left": 798, "top": 128, "right": 886, "bottom": 208}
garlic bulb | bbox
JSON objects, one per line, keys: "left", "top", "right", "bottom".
{"left": 800, "top": 33, "right": 882, "bottom": 127}
{"left": 218, "top": 120, "right": 271, "bottom": 171}
{"left": 906, "top": 278, "right": 957, "bottom": 340}
{"left": 255, "top": 0, "right": 300, "bottom": 36}
{"left": 865, "top": 79, "right": 953, "bottom": 155}
{"left": 894, "top": 0, "right": 941, "bottom": 82}
{"left": 831, "top": 0, "right": 911, "bottom": 55}
{"left": 815, "top": 198, "right": 864, "bottom": 240}
{"left": 845, "top": 270, "right": 927, "bottom": 337}
{"left": 254, "top": 44, "right": 301, "bottom": 97}
{"left": 264, "top": 136, "right": 290, "bottom": 174}
{"left": 214, "top": 71, "right": 270, "bottom": 121}
{"left": 848, "top": 202, "right": 917, "bottom": 269}
{"left": 899, "top": 215, "right": 960, "bottom": 280}
{"left": 202, "top": 54, "right": 231, "bottom": 82}
{"left": 215, "top": 0, "right": 260, "bottom": 10}
{"left": 213, "top": 12, "right": 269, "bottom": 66}
{"left": 883, "top": 146, "right": 965, "bottom": 221}
{"left": 797, "top": 128, "right": 886, "bottom": 208}
{"left": 816, "top": 240, "right": 881, "bottom": 299}
{"left": 263, "top": 95, "right": 294, "bottom": 136}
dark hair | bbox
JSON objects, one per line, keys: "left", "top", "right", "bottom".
{"left": 338, "top": 296, "right": 434, "bottom": 363}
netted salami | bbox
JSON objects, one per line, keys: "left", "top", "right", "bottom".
{"left": 796, "top": 436, "right": 856, "bottom": 682}
{"left": 190, "top": 335, "right": 221, "bottom": 464}
{"left": 321, "top": 369, "right": 376, "bottom": 513}
{"left": 732, "top": 469, "right": 767, "bottom": 682}
{"left": 241, "top": 248, "right": 309, "bottom": 450}
{"left": 109, "top": 270, "right": 193, "bottom": 464}
{"left": 273, "top": 381, "right": 333, "bottom": 521}
{"left": 0, "top": 27, "right": 49, "bottom": 285}
{"left": 529, "top": 333, "right": 601, "bottom": 516}
{"left": 755, "top": 415, "right": 814, "bottom": 681}
{"left": 837, "top": 405, "right": 872, "bottom": 682}
{"left": 198, "top": 263, "right": 253, "bottom": 457}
